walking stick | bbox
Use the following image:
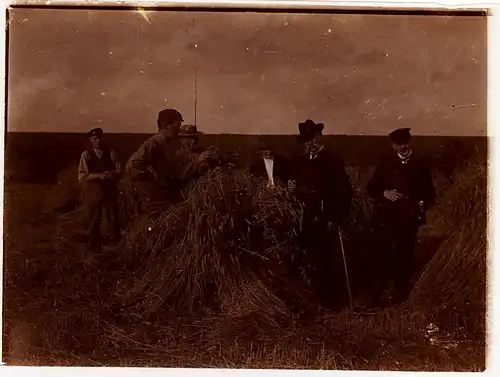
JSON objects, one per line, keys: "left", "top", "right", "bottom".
{"left": 338, "top": 225, "right": 354, "bottom": 311}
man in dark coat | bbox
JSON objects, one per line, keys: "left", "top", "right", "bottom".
{"left": 367, "top": 127, "right": 436, "bottom": 304}
{"left": 78, "top": 127, "right": 121, "bottom": 250}
{"left": 289, "top": 119, "right": 354, "bottom": 309}
{"left": 249, "top": 137, "right": 290, "bottom": 187}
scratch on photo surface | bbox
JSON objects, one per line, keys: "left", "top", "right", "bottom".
{"left": 136, "top": 8, "right": 152, "bottom": 25}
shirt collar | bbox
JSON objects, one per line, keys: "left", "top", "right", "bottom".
{"left": 303, "top": 145, "right": 324, "bottom": 159}
{"left": 309, "top": 146, "right": 324, "bottom": 159}
{"left": 397, "top": 149, "right": 413, "bottom": 163}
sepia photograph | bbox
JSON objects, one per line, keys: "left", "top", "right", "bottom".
{"left": 3, "top": 6, "right": 487, "bottom": 370}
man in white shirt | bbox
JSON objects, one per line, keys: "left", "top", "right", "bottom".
{"left": 78, "top": 127, "right": 121, "bottom": 250}
{"left": 249, "top": 138, "right": 289, "bottom": 187}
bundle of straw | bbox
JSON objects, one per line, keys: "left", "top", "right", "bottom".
{"left": 409, "top": 157, "right": 487, "bottom": 308}
{"left": 118, "top": 167, "right": 311, "bottom": 317}
{"left": 344, "top": 165, "right": 375, "bottom": 234}
{"left": 425, "top": 153, "right": 487, "bottom": 237}
{"left": 117, "top": 178, "right": 145, "bottom": 228}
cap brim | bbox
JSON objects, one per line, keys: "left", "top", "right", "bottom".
{"left": 257, "top": 145, "right": 271, "bottom": 150}
{"left": 179, "top": 132, "right": 202, "bottom": 137}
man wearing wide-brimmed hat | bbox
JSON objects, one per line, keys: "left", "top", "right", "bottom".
{"left": 78, "top": 127, "right": 121, "bottom": 250}
{"left": 289, "top": 119, "right": 353, "bottom": 309}
{"left": 125, "top": 108, "right": 185, "bottom": 212}
{"left": 367, "top": 127, "right": 436, "bottom": 304}
{"left": 175, "top": 124, "right": 218, "bottom": 185}
{"left": 249, "top": 136, "right": 290, "bottom": 187}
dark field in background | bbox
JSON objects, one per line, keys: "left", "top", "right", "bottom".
{"left": 4, "top": 132, "right": 488, "bottom": 183}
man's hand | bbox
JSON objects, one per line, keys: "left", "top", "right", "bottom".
{"left": 419, "top": 200, "right": 425, "bottom": 211}
{"left": 384, "top": 189, "right": 404, "bottom": 202}
{"left": 198, "top": 150, "right": 217, "bottom": 163}
{"left": 104, "top": 172, "right": 115, "bottom": 180}
{"left": 326, "top": 221, "right": 334, "bottom": 232}
{"left": 287, "top": 180, "right": 296, "bottom": 192}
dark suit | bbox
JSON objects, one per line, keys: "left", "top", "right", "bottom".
{"left": 367, "top": 152, "right": 436, "bottom": 302}
{"left": 289, "top": 149, "right": 354, "bottom": 308}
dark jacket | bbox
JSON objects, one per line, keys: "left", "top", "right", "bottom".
{"left": 249, "top": 154, "right": 290, "bottom": 185}
{"left": 367, "top": 152, "right": 436, "bottom": 227}
{"left": 290, "top": 149, "right": 353, "bottom": 225}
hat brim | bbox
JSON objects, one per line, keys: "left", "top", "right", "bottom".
{"left": 389, "top": 128, "right": 411, "bottom": 144}
{"left": 257, "top": 144, "right": 272, "bottom": 151}
{"left": 390, "top": 137, "right": 411, "bottom": 145}
{"left": 298, "top": 129, "right": 323, "bottom": 141}
{"left": 298, "top": 133, "right": 314, "bottom": 142}
{"left": 179, "top": 131, "right": 202, "bottom": 137}
{"left": 87, "top": 129, "right": 103, "bottom": 137}
{"left": 298, "top": 121, "right": 324, "bottom": 138}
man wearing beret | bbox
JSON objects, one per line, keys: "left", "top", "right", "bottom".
{"left": 367, "top": 127, "right": 436, "bottom": 304}
{"left": 78, "top": 127, "right": 121, "bottom": 250}
{"left": 125, "top": 108, "right": 185, "bottom": 212}
{"left": 288, "top": 119, "right": 354, "bottom": 309}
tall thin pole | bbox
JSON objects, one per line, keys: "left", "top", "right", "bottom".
{"left": 338, "top": 226, "right": 353, "bottom": 311}
{"left": 191, "top": 17, "right": 198, "bottom": 126}
{"left": 194, "top": 63, "right": 198, "bottom": 126}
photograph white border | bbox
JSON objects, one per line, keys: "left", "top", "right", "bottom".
{"left": 0, "top": 2, "right": 497, "bottom": 377}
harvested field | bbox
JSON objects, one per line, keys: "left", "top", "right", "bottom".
{"left": 2, "top": 135, "right": 487, "bottom": 370}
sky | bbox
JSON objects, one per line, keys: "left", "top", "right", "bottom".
{"left": 7, "top": 9, "right": 486, "bottom": 135}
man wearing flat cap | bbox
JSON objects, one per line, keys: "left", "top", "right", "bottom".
{"left": 175, "top": 124, "right": 218, "bottom": 187}
{"left": 289, "top": 119, "right": 354, "bottom": 309}
{"left": 249, "top": 137, "right": 289, "bottom": 187}
{"left": 78, "top": 127, "right": 121, "bottom": 250}
{"left": 367, "top": 127, "right": 436, "bottom": 304}
{"left": 125, "top": 108, "right": 185, "bottom": 212}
